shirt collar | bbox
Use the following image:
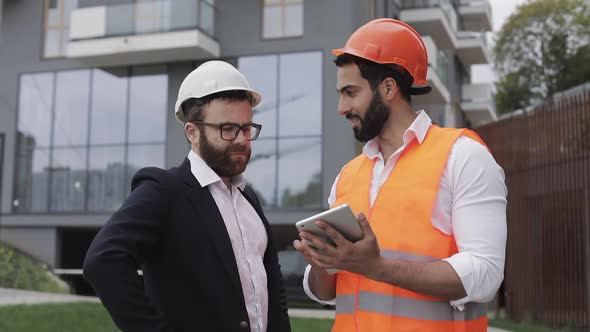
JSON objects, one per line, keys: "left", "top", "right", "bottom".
{"left": 187, "top": 150, "right": 246, "bottom": 190}
{"left": 362, "top": 110, "right": 432, "bottom": 159}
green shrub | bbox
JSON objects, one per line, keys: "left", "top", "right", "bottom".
{"left": 0, "top": 241, "right": 69, "bottom": 293}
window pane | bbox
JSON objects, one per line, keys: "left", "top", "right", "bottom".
{"left": 14, "top": 146, "right": 50, "bottom": 213}
{"left": 88, "top": 146, "right": 126, "bottom": 212}
{"left": 244, "top": 138, "right": 277, "bottom": 207}
{"left": 63, "top": 0, "right": 78, "bottom": 26}
{"left": 45, "top": 4, "right": 61, "bottom": 26}
{"left": 199, "top": 0, "right": 214, "bottom": 36}
{"left": 284, "top": 4, "right": 303, "bottom": 36}
{"left": 44, "top": 29, "right": 62, "bottom": 57}
{"left": 126, "top": 144, "right": 165, "bottom": 185}
{"left": 263, "top": 7, "right": 282, "bottom": 38}
{"left": 49, "top": 148, "right": 87, "bottom": 212}
{"left": 53, "top": 70, "right": 91, "bottom": 147}
{"left": 106, "top": 3, "right": 135, "bottom": 36}
{"left": 278, "top": 137, "right": 321, "bottom": 208}
{"left": 18, "top": 73, "right": 54, "bottom": 148}
{"left": 170, "top": 0, "right": 198, "bottom": 31}
{"left": 128, "top": 71, "right": 167, "bottom": 143}
{"left": 279, "top": 52, "right": 322, "bottom": 136}
{"left": 265, "top": 0, "right": 281, "bottom": 4}
{"left": 238, "top": 55, "right": 278, "bottom": 138}
{"left": 135, "top": 1, "right": 165, "bottom": 33}
{"left": 90, "top": 69, "right": 128, "bottom": 145}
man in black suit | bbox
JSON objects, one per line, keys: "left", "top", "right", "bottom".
{"left": 84, "top": 61, "right": 291, "bottom": 332}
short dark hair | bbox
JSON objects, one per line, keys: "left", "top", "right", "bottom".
{"left": 334, "top": 53, "right": 413, "bottom": 103}
{"left": 181, "top": 90, "right": 255, "bottom": 123}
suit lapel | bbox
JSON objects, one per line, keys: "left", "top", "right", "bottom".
{"left": 179, "top": 158, "right": 244, "bottom": 302}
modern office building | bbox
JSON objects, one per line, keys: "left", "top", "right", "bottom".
{"left": 0, "top": 0, "right": 494, "bottom": 295}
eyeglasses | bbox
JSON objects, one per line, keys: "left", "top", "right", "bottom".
{"left": 191, "top": 121, "right": 262, "bottom": 141}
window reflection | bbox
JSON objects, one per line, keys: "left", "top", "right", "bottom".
{"left": 244, "top": 139, "right": 277, "bottom": 207}
{"left": 278, "top": 137, "right": 321, "bottom": 208}
{"left": 128, "top": 70, "right": 167, "bottom": 143}
{"left": 18, "top": 73, "right": 54, "bottom": 148}
{"left": 279, "top": 52, "right": 322, "bottom": 136}
{"left": 88, "top": 147, "right": 126, "bottom": 212}
{"left": 49, "top": 148, "right": 87, "bottom": 212}
{"left": 54, "top": 70, "right": 91, "bottom": 147}
{"left": 15, "top": 67, "right": 168, "bottom": 213}
{"left": 90, "top": 69, "right": 128, "bottom": 145}
{"left": 238, "top": 55, "right": 278, "bottom": 138}
{"left": 238, "top": 51, "right": 323, "bottom": 209}
{"left": 126, "top": 144, "right": 166, "bottom": 188}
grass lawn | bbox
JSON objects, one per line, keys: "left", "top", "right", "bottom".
{"left": 0, "top": 302, "right": 334, "bottom": 332}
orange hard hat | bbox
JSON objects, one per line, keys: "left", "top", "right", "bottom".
{"left": 332, "top": 18, "right": 431, "bottom": 95}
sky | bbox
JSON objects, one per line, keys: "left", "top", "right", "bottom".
{"left": 471, "top": 0, "right": 529, "bottom": 83}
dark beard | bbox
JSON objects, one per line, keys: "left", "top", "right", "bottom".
{"left": 198, "top": 130, "right": 251, "bottom": 178}
{"left": 347, "top": 90, "right": 390, "bottom": 142}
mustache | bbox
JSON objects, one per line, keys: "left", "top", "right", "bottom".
{"left": 227, "top": 145, "right": 249, "bottom": 153}
{"left": 345, "top": 112, "right": 362, "bottom": 121}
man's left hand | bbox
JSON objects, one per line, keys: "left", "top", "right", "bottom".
{"left": 300, "top": 213, "right": 382, "bottom": 277}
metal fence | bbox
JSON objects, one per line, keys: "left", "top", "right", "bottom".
{"left": 475, "top": 91, "right": 590, "bottom": 329}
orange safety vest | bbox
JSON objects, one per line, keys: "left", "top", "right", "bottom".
{"left": 331, "top": 125, "right": 488, "bottom": 332}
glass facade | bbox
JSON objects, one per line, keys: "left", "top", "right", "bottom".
{"left": 14, "top": 67, "right": 168, "bottom": 213}
{"left": 238, "top": 51, "right": 322, "bottom": 209}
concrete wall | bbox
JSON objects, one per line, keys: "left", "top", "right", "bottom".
{"left": 0, "top": 227, "right": 59, "bottom": 266}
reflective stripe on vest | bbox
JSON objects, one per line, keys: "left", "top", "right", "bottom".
{"left": 336, "top": 292, "right": 487, "bottom": 321}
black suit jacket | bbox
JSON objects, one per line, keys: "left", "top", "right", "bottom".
{"left": 83, "top": 158, "right": 291, "bottom": 332}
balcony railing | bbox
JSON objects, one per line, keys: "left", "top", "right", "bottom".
{"left": 73, "top": 0, "right": 215, "bottom": 41}
{"left": 401, "top": 0, "right": 459, "bottom": 32}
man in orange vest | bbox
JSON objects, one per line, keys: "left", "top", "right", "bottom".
{"left": 293, "top": 19, "right": 507, "bottom": 332}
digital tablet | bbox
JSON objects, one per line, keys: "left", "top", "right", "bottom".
{"left": 295, "top": 204, "right": 363, "bottom": 246}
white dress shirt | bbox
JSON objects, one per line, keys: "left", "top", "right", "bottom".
{"left": 188, "top": 150, "right": 268, "bottom": 332}
{"left": 303, "top": 110, "right": 507, "bottom": 310}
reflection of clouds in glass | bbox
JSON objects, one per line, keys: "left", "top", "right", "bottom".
{"left": 52, "top": 148, "right": 87, "bottom": 170}
{"left": 89, "top": 146, "right": 125, "bottom": 170}
{"left": 278, "top": 137, "right": 321, "bottom": 200}
{"left": 279, "top": 52, "right": 322, "bottom": 137}
{"left": 18, "top": 73, "right": 54, "bottom": 148}
{"left": 32, "top": 149, "right": 50, "bottom": 173}
{"left": 127, "top": 144, "right": 166, "bottom": 171}
{"left": 88, "top": 146, "right": 127, "bottom": 212}
{"left": 54, "top": 70, "right": 91, "bottom": 146}
{"left": 238, "top": 55, "right": 278, "bottom": 138}
{"left": 91, "top": 69, "right": 128, "bottom": 144}
{"left": 128, "top": 74, "right": 168, "bottom": 143}
{"left": 244, "top": 139, "right": 277, "bottom": 206}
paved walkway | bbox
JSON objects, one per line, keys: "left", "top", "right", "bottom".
{"left": 0, "top": 287, "right": 99, "bottom": 306}
{"left": 0, "top": 289, "right": 511, "bottom": 331}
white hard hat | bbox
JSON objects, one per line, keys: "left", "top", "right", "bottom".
{"left": 174, "top": 60, "right": 262, "bottom": 123}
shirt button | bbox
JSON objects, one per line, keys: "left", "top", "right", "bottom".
{"left": 239, "top": 321, "right": 249, "bottom": 329}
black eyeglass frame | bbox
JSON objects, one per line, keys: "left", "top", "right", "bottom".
{"left": 191, "top": 121, "right": 262, "bottom": 141}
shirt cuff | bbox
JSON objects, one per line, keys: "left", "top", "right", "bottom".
{"left": 443, "top": 254, "right": 475, "bottom": 311}
{"left": 303, "top": 264, "right": 336, "bottom": 306}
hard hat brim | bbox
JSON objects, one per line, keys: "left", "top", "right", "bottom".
{"left": 175, "top": 87, "right": 262, "bottom": 123}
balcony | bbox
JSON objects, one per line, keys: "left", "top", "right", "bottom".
{"left": 461, "top": 82, "right": 497, "bottom": 126}
{"left": 414, "top": 36, "right": 451, "bottom": 105}
{"left": 458, "top": 0, "right": 493, "bottom": 32}
{"left": 455, "top": 30, "right": 490, "bottom": 65}
{"left": 400, "top": 0, "right": 458, "bottom": 50}
{"left": 67, "top": 0, "right": 219, "bottom": 67}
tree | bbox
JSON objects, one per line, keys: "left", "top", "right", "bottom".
{"left": 493, "top": 0, "right": 590, "bottom": 114}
